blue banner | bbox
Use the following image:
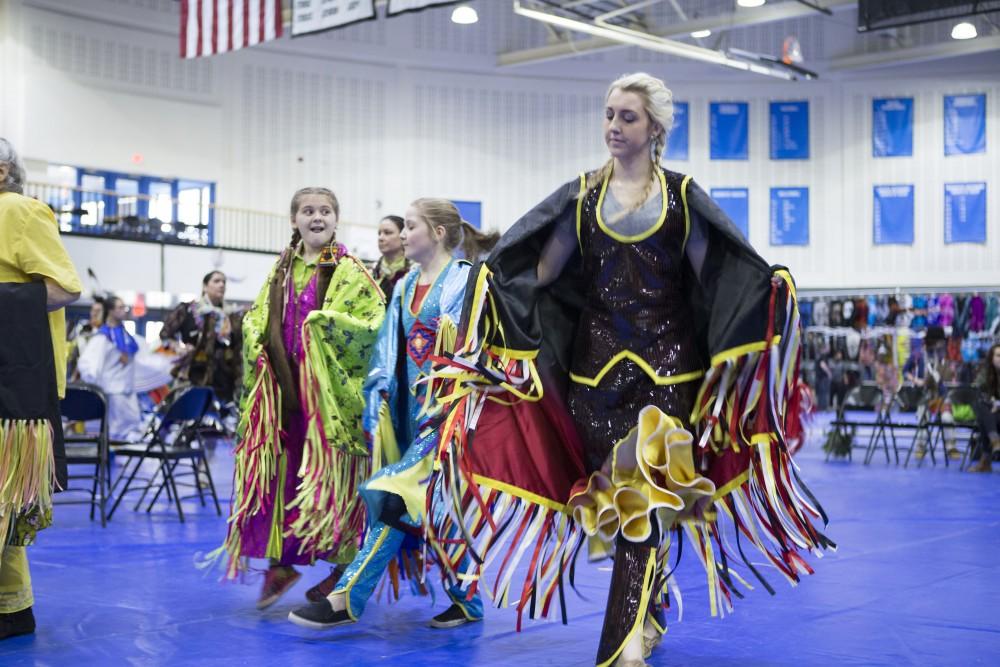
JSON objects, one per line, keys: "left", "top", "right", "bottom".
{"left": 873, "top": 184, "right": 914, "bottom": 245}
{"left": 770, "top": 187, "right": 809, "bottom": 246}
{"left": 873, "top": 97, "right": 913, "bottom": 157}
{"left": 710, "top": 188, "right": 749, "bottom": 239}
{"left": 710, "top": 102, "right": 749, "bottom": 160}
{"left": 769, "top": 101, "right": 809, "bottom": 160}
{"left": 944, "top": 182, "right": 987, "bottom": 244}
{"left": 666, "top": 101, "right": 689, "bottom": 161}
{"left": 452, "top": 200, "right": 481, "bottom": 229}
{"left": 944, "top": 94, "right": 986, "bottom": 156}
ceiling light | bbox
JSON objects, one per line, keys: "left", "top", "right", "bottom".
{"left": 690, "top": 29, "right": 712, "bottom": 39}
{"left": 451, "top": 5, "right": 478, "bottom": 25}
{"left": 737, "top": 0, "right": 766, "bottom": 8}
{"left": 950, "top": 21, "right": 977, "bottom": 40}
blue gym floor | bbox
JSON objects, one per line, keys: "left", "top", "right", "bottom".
{"left": 2, "top": 413, "right": 997, "bottom": 666}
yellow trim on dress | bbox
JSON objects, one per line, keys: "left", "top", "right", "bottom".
{"left": 709, "top": 335, "right": 783, "bottom": 368}
{"left": 595, "top": 168, "right": 669, "bottom": 243}
{"left": 569, "top": 350, "right": 704, "bottom": 388}
{"left": 575, "top": 172, "right": 587, "bottom": 254}
{"left": 472, "top": 474, "right": 570, "bottom": 514}
{"left": 485, "top": 344, "right": 538, "bottom": 360}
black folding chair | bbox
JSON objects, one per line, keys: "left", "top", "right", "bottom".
{"left": 936, "top": 385, "right": 984, "bottom": 470}
{"left": 57, "top": 383, "right": 111, "bottom": 526}
{"left": 826, "top": 383, "right": 882, "bottom": 462}
{"left": 108, "top": 386, "right": 221, "bottom": 522}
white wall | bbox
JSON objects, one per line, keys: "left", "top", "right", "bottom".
{"left": 3, "top": 0, "right": 998, "bottom": 294}
{"left": 63, "top": 235, "right": 276, "bottom": 303}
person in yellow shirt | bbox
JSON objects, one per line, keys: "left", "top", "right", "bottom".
{"left": 0, "top": 137, "right": 82, "bottom": 640}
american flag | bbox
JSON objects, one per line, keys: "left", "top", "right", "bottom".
{"left": 180, "top": 0, "right": 284, "bottom": 59}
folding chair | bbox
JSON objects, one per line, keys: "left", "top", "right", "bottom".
{"left": 56, "top": 383, "right": 111, "bottom": 526}
{"left": 108, "top": 386, "right": 221, "bottom": 522}
{"left": 937, "top": 385, "right": 983, "bottom": 470}
{"left": 826, "top": 383, "right": 881, "bottom": 462}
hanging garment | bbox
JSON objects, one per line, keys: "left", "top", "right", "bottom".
{"left": 970, "top": 295, "right": 986, "bottom": 331}
{"left": 813, "top": 299, "right": 829, "bottom": 327}
{"left": 938, "top": 293, "right": 955, "bottom": 327}
{"left": 829, "top": 299, "right": 844, "bottom": 327}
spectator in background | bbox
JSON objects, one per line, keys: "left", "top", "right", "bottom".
{"left": 907, "top": 329, "right": 960, "bottom": 461}
{"left": 968, "top": 343, "right": 1000, "bottom": 473}
{"left": 874, "top": 343, "right": 899, "bottom": 411}
{"left": 159, "top": 271, "right": 242, "bottom": 403}
{"left": 902, "top": 345, "right": 926, "bottom": 386}
{"left": 0, "top": 136, "right": 82, "bottom": 639}
{"left": 858, "top": 338, "right": 875, "bottom": 382}
{"left": 370, "top": 215, "right": 411, "bottom": 301}
{"left": 815, "top": 347, "right": 832, "bottom": 410}
{"left": 829, "top": 349, "right": 848, "bottom": 410}
{"left": 77, "top": 295, "right": 174, "bottom": 440}
{"left": 67, "top": 298, "right": 107, "bottom": 381}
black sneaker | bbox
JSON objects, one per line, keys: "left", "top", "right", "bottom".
{"left": 428, "top": 604, "right": 479, "bottom": 629}
{"left": 0, "top": 607, "right": 35, "bottom": 640}
{"left": 288, "top": 600, "right": 355, "bottom": 630}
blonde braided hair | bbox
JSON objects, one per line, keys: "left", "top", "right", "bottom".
{"left": 582, "top": 73, "right": 674, "bottom": 221}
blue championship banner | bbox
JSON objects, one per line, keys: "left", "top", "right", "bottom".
{"left": 666, "top": 101, "right": 689, "bottom": 161}
{"left": 873, "top": 97, "right": 913, "bottom": 158}
{"left": 710, "top": 101, "right": 749, "bottom": 160}
{"left": 769, "top": 101, "right": 809, "bottom": 160}
{"left": 944, "top": 94, "right": 986, "bottom": 156}
{"left": 944, "top": 182, "right": 987, "bottom": 244}
{"left": 873, "top": 184, "right": 914, "bottom": 245}
{"left": 770, "top": 187, "right": 809, "bottom": 246}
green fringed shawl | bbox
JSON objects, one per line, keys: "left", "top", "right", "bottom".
{"left": 211, "top": 250, "right": 385, "bottom": 577}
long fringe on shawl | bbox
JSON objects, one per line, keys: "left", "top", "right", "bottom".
{"left": 424, "top": 265, "right": 833, "bottom": 628}
{"left": 0, "top": 419, "right": 56, "bottom": 544}
{"left": 285, "top": 322, "right": 368, "bottom": 560}
{"left": 202, "top": 354, "right": 282, "bottom": 579}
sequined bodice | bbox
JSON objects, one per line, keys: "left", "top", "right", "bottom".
{"left": 570, "top": 169, "right": 703, "bottom": 384}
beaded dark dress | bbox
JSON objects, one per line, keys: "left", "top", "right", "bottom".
{"left": 568, "top": 169, "right": 703, "bottom": 474}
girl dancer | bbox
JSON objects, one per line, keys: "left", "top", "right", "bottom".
{"left": 288, "top": 198, "right": 498, "bottom": 629}
{"left": 211, "top": 187, "right": 384, "bottom": 609}
{"left": 425, "top": 73, "right": 832, "bottom": 666}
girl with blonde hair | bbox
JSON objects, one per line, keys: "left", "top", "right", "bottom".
{"left": 289, "top": 198, "right": 499, "bottom": 629}
{"left": 423, "top": 73, "right": 832, "bottom": 666}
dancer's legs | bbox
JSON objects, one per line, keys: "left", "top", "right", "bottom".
{"left": 595, "top": 525, "right": 660, "bottom": 667}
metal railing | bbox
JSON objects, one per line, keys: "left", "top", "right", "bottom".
{"left": 24, "top": 181, "right": 294, "bottom": 253}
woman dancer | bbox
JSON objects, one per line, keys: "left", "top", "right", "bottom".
{"left": 371, "top": 215, "right": 411, "bottom": 301}
{"left": 210, "top": 187, "right": 384, "bottom": 609}
{"left": 288, "top": 198, "right": 498, "bottom": 629}
{"left": 424, "top": 73, "right": 832, "bottom": 666}
{"left": 160, "top": 271, "right": 242, "bottom": 404}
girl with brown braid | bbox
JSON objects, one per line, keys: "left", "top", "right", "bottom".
{"left": 208, "top": 187, "right": 385, "bottom": 611}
